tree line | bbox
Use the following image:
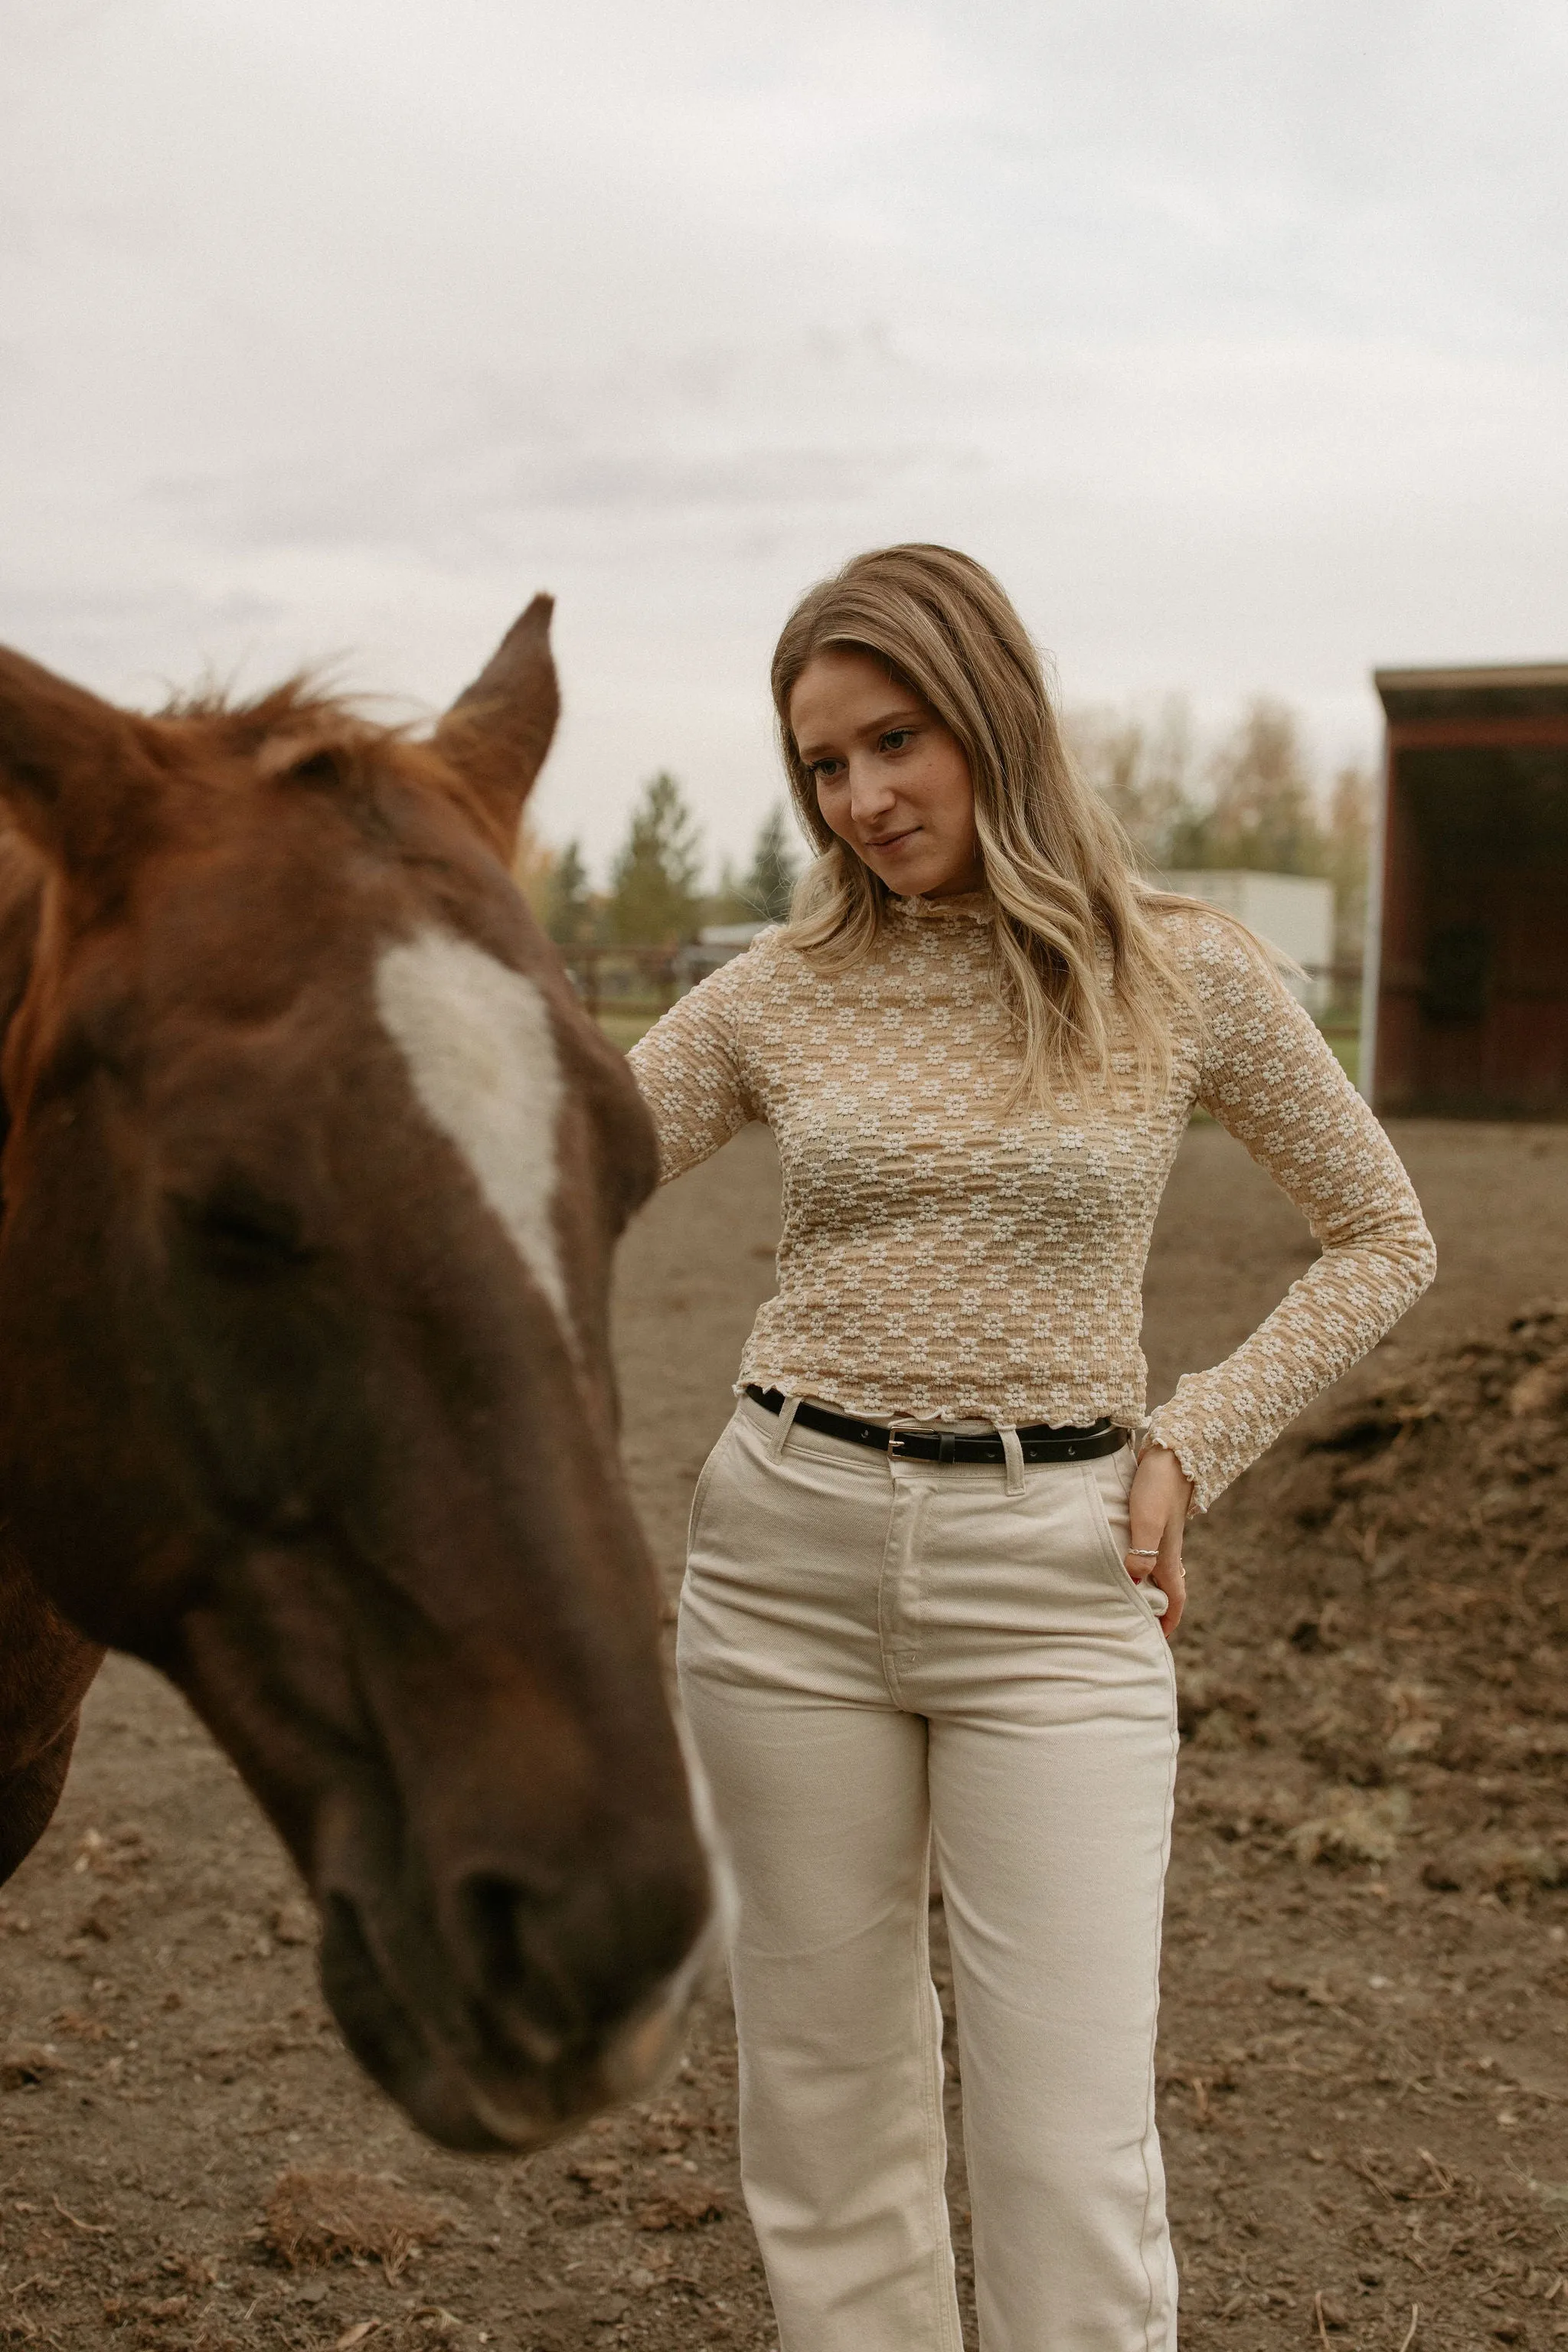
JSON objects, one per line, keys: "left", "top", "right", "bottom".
{"left": 524, "top": 694, "right": 1371, "bottom": 966}
{"left": 1065, "top": 695, "right": 1370, "bottom": 966}
{"left": 524, "top": 782, "right": 801, "bottom": 950}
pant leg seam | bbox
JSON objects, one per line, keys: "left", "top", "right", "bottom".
{"left": 1135, "top": 1699, "right": 1181, "bottom": 2352}
{"left": 911, "top": 1820, "right": 965, "bottom": 2352}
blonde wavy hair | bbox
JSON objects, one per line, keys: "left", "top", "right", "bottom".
{"left": 772, "top": 544, "right": 1219, "bottom": 1099}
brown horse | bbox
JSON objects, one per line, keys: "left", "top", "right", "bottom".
{"left": 0, "top": 603, "right": 720, "bottom": 2151}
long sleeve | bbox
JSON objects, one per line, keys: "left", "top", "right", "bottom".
{"left": 627, "top": 944, "right": 764, "bottom": 1182}
{"left": 1142, "top": 919, "right": 1436, "bottom": 1511}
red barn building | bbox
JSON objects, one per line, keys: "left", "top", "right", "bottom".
{"left": 1365, "top": 665, "right": 1568, "bottom": 1118}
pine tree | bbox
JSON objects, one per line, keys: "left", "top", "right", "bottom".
{"left": 608, "top": 773, "right": 703, "bottom": 946}
{"left": 740, "top": 805, "right": 801, "bottom": 921}
{"left": 703, "top": 858, "right": 755, "bottom": 927}
{"left": 544, "top": 840, "right": 596, "bottom": 946}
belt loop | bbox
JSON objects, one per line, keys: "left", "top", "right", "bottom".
{"left": 998, "top": 1424, "right": 1026, "bottom": 1498}
{"left": 768, "top": 1393, "right": 802, "bottom": 1460}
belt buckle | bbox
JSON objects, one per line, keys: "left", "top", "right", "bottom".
{"left": 887, "top": 1429, "right": 908, "bottom": 1457}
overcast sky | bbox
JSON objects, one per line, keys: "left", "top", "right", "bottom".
{"left": 3, "top": 0, "right": 1565, "bottom": 878}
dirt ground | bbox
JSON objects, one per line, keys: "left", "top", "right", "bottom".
{"left": 2, "top": 1116, "right": 1566, "bottom": 2352}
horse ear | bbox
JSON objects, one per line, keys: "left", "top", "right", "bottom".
{"left": 0, "top": 645, "right": 157, "bottom": 870}
{"left": 435, "top": 595, "right": 560, "bottom": 847}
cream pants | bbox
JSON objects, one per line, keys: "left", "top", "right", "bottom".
{"left": 678, "top": 1396, "right": 1180, "bottom": 2352}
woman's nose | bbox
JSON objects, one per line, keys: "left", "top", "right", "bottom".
{"left": 848, "top": 765, "right": 897, "bottom": 827}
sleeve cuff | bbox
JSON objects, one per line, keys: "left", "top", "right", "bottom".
{"left": 1137, "top": 1417, "right": 1210, "bottom": 1516}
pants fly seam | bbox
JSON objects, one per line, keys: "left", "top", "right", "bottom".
{"left": 876, "top": 1472, "right": 923, "bottom": 1707}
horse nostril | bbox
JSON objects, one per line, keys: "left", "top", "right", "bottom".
{"left": 457, "top": 1864, "right": 707, "bottom": 2058}
{"left": 458, "top": 1872, "right": 574, "bottom": 2063}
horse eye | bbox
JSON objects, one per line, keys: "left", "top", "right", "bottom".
{"left": 175, "top": 1181, "right": 312, "bottom": 1274}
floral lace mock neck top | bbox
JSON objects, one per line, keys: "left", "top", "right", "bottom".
{"left": 627, "top": 898, "right": 1435, "bottom": 1509}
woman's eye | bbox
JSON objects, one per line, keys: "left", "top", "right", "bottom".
{"left": 880, "top": 730, "right": 912, "bottom": 753}
{"left": 811, "top": 760, "right": 842, "bottom": 782}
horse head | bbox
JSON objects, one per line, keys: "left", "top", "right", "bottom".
{"left": 0, "top": 605, "right": 722, "bottom": 2150}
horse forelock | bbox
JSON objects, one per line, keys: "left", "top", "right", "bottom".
{"left": 142, "top": 681, "right": 394, "bottom": 791}
{"left": 144, "top": 682, "right": 511, "bottom": 858}
{"left": 160, "top": 674, "right": 386, "bottom": 740}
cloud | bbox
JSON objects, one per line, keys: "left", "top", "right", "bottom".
{"left": 145, "top": 433, "right": 976, "bottom": 560}
{"left": 0, "top": 0, "right": 1563, "bottom": 873}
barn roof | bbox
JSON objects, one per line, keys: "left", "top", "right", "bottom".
{"left": 1375, "top": 662, "right": 1568, "bottom": 726}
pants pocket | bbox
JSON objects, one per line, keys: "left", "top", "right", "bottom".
{"left": 687, "top": 1410, "right": 741, "bottom": 1554}
{"left": 1083, "top": 1449, "right": 1168, "bottom": 1626}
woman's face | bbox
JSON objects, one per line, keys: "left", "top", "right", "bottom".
{"left": 789, "top": 649, "right": 983, "bottom": 900}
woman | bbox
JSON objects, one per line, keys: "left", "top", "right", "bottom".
{"left": 629, "top": 545, "right": 1434, "bottom": 2352}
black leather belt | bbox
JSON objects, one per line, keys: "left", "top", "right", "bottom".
{"left": 744, "top": 1387, "right": 1125, "bottom": 1465}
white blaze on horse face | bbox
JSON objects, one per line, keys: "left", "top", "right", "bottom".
{"left": 374, "top": 929, "right": 571, "bottom": 1344}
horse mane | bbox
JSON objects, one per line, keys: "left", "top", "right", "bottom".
{"left": 159, "top": 676, "right": 413, "bottom": 758}
{"left": 153, "top": 676, "right": 518, "bottom": 861}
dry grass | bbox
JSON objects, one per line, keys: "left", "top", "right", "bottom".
{"left": 262, "top": 2168, "right": 452, "bottom": 2278}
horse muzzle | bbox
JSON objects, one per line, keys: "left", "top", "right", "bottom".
{"left": 314, "top": 1827, "right": 725, "bottom": 2153}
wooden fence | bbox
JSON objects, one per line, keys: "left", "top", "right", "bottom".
{"left": 556, "top": 946, "right": 684, "bottom": 1022}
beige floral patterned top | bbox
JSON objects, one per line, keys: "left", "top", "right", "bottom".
{"left": 628, "top": 893, "right": 1435, "bottom": 1509}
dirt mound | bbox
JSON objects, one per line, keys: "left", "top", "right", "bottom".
{"left": 1184, "top": 1298, "right": 1568, "bottom": 1859}
{"left": 1145, "top": 1301, "right": 1568, "bottom": 2347}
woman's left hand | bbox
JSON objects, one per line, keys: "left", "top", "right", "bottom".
{"left": 1125, "top": 1443, "right": 1194, "bottom": 1640}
